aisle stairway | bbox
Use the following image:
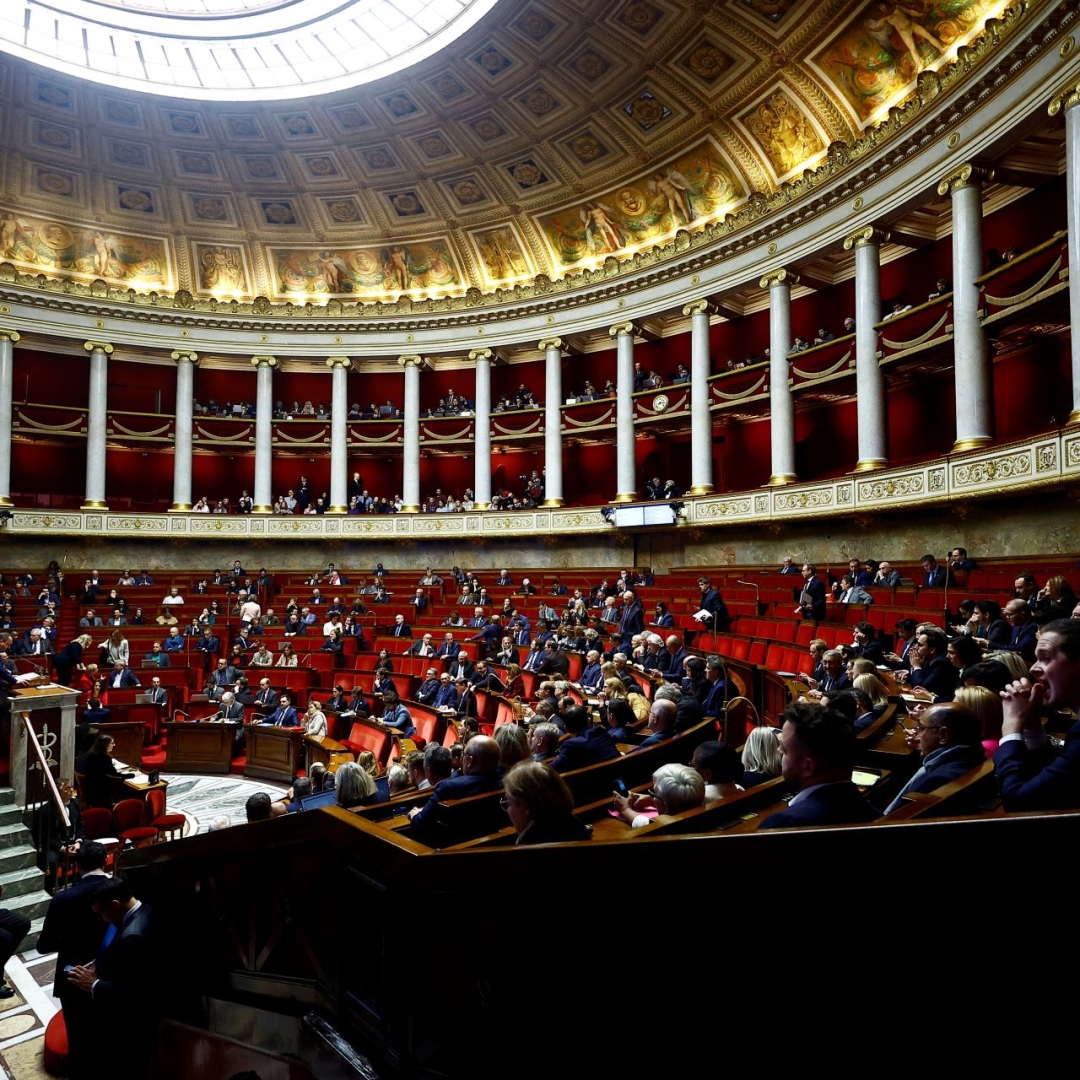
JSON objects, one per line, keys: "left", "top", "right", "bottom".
{"left": 0, "top": 787, "right": 52, "bottom": 948}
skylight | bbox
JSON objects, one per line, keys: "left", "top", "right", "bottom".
{"left": 0, "top": 0, "right": 502, "bottom": 100}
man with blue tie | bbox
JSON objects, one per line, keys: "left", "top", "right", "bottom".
{"left": 392, "top": 614, "right": 412, "bottom": 639}
{"left": 436, "top": 632, "right": 458, "bottom": 659}
{"left": 920, "top": 553, "right": 954, "bottom": 588}
{"left": 253, "top": 678, "right": 278, "bottom": 711}
{"left": 433, "top": 673, "right": 459, "bottom": 710}
{"left": 1000, "top": 599, "right": 1038, "bottom": 663}
{"left": 268, "top": 694, "right": 299, "bottom": 727}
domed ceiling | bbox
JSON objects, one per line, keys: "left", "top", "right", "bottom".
{"left": 0, "top": 0, "right": 1015, "bottom": 304}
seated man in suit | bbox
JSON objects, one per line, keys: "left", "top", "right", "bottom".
{"left": 885, "top": 704, "right": 986, "bottom": 813}
{"left": 995, "top": 618, "right": 1080, "bottom": 811}
{"left": 551, "top": 705, "right": 620, "bottom": 773}
{"left": 380, "top": 690, "right": 415, "bottom": 737}
{"left": 266, "top": 693, "right": 300, "bottom": 727}
{"left": 805, "top": 650, "right": 849, "bottom": 700}
{"left": 433, "top": 672, "right": 460, "bottom": 710}
{"left": 390, "top": 614, "right": 412, "bottom": 639}
{"left": 920, "top": 553, "right": 954, "bottom": 588}
{"left": 415, "top": 667, "right": 441, "bottom": 706}
{"left": 407, "top": 633, "right": 437, "bottom": 658}
{"left": 530, "top": 722, "right": 562, "bottom": 764}
{"left": 447, "top": 649, "right": 475, "bottom": 684}
{"left": 758, "top": 701, "right": 878, "bottom": 829}
{"left": 850, "top": 622, "right": 886, "bottom": 665}
{"left": 408, "top": 734, "right": 503, "bottom": 836}
{"left": 999, "top": 599, "right": 1038, "bottom": 664}
{"left": 105, "top": 661, "right": 141, "bottom": 690}
{"left": 873, "top": 560, "right": 903, "bottom": 587}
{"left": 634, "top": 698, "right": 678, "bottom": 750}
{"left": 904, "top": 628, "right": 959, "bottom": 702}
{"left": 253, "top": 677, "right": 278, "bottom": 711}
{"left": 657, "top": 634, "right": 689, "bottom": 682}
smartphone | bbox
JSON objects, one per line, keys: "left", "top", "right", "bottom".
{"left": 63, "top": 965, "right": 76, "bottom": 974}
{"left": 614, "top": 778, "right": 629, "bottom": 798}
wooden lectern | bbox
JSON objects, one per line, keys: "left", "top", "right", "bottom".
{"left": 10, "top": 684, "right": 81, "bottom": 808}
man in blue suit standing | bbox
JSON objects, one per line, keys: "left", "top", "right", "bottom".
{"left": 758, "top": 701, "right": 878, "bottom": 829}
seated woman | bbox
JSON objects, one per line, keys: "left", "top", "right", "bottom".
{"left": 502, "top": 761, "right": 590, "bottom": 845}
{"left": 275, "top": 643, "right": 298, "bottom": 668}
{"left": 740, "top": 725, "right": 783, "bottom": 788}
{"left": 82, "top": 734, "right": 133, "bottom": 809}
{"left": 334, "top": 761, "right": 379, "bottom": 809}
{"left": 375, "top": 648, "right": 394, "bottom": 673}
{"left": 653, "top": 601, "right": 674, "bottom": 628}
{"left": 304, "top": 701, "right": 328, "bottom": 738}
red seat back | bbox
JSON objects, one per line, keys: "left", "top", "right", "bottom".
{"left": 111, "top": 798, "right": 147, "bottom": 832}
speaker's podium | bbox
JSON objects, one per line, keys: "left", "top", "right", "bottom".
{"left": 9, "top": 682, "right": 81, "bottom": 808}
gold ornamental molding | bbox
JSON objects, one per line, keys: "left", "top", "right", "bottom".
{"left": 170, "top": 349, "right": 199, "bottom": 365}
{"left": 0, "top": 329, "right": 20, "bottom": 343}
{"left": 682, "top": 300, "right": 717, "bottom": 317}
{"left": 537, "top": 337, "right": 564, "bottom": 352}
{"left": 936, "top": 163, "right": 994, "bottom": 197}
{"left": 325, "top": 356, "right": 351, "bottom": 369}
{"left": 83, "top": 341, "right": 114, "bottom": 355}
{"left": 468, "top": 347, "right": 494, "bottom": 363}
{"left": 1048, "top": 79, "right": 1080, "bottom": 115}
{"left": 842, "top": 226, "right": 890, "bottom": 250}
{"left": 759, "top": 269, "right": 799, "bottom": 290}
{"left": 250, "top": 355, "right": 278, "bottom": 368}
{"left": 608, "top": 322, "right": 635, "bottom": 339}
{"left": 397, "top": 354, "right": 425, "bottom": 368}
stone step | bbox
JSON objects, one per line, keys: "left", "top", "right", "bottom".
{"left": 4, "top": 889, "right": 51, "bottom": 930}
{"left": 0, "top": 789, "right": 15, "bottom": 807}
{"left": 0, "top": 804, "right": 23, "bottom": 829}
{"left": 0, "top": 824, "right": 28, "bottom": 850}
{"left": 0, "top": 866, "right": 44, "bottom": 900}
{"left": 0, "top": 845, "right": 38, "bottom": 875}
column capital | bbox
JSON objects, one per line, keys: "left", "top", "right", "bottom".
{"left": 250, "top": 355, "right": 278, "bottom": 368}
{"left": 397, "top": 354, "right": 424, "bottom": 368}
{"left": 937, "top": 163, "right": 993, "bottom": 197}
{"left": 1049, "top": 80, "right": 1080, "bottom": 117}
{"left": 0, "top": 329, "right": 20, "bottom": 343}
{"left": 325, "top": 356, "right": 351, "bottom": 369}
{"left": 170, "top": 349, "right": 199, "bottom": 365}
{"left": 608, "top": 321, "right": 635, "bottom": 339}
{"left": 538, "top": 337, "right": 564, "bottom": 352}
{"left": 759, "top": 268, "right": 798, "bottom": 290}
{"left": 83, "top": 340, "right": 113, "bottom": 355}
{"left": 682, "top": 300, "right": 716, "bottom": 318}
{"left": 842, "top": 225, "right": 890, "bottom": 251}
{"left": 468, "top": 347, "right": 494, "bottom": 363}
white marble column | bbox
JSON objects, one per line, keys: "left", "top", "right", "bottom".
{"left": 539, "top": 337, "right": 564, "bottom": 507}
{"left": 399, "top": 354, "right": 423, "bottom": 513}
{"left": 938, "top": 164, "right": 993, "bottom": 451}
{"left": 1051, "top": 84, "right": 1080, "bottom": 424}
{"left": 0, "top": 329, "right": 20, "bottom": 507}
{"left": 250, "top": 355, "right": 277, "bottom": 513}
{"left": 169, "top": 349, "right": 198, "bottom": 511}
{"left": 469, "top": 347, "right": 493, "bottom": 509}
{"left": 682, "top": 302, "right": 715, "bottom": 495}
{"left": 843, "top": 227, "right": 889, "bottom": 472}
{"left": 760, "top": 270, "right": 798, "bottom": 485}
{"left": 609, "top": 322, "right": 637, "bottom": 503}
{"left": 326, "top": 356, "right": 350, "bottom": 513}
{"left": 82, "top": 340, "right": 112, "bottom": 509}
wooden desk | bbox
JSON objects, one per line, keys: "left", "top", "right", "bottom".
{"left": 304, "top": 735, "right": 353, "bottom": 773}
{"left": 246, "top": 724, "right": 305, "bottom": 782}
{"left": 163, "top": 721, "right": 238, "bottom": 774}
{"left": 95, "top": 722, "right": 145, "bottom": 768}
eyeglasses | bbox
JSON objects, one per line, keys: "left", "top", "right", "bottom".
{"left": 916, "top": 722, "right": 943, "bottom": 732}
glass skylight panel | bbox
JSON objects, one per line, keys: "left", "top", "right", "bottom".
{"left": 0, "top": 0, "right": 503, "bottom": 99}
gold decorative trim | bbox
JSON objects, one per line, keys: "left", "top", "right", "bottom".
{"left": 170, "top": 350, "right": 199, "bottom": 365}
{"left": 80, "top": 500, "right": 108, "bottom": 509}
{"left": 327, "top": 504, "right": 348, "bottom": 514}
{"left": 1048, "top": 78, "right": 1080, "bottom": 115}
{"left": 842, "top": 226, "right": 889, "bottom": 250}
{"left": 83, "top": 341, "right": 113, "bottom": 355}
{"left": 251, "top": 504, "right": 274, "bottom": 514}
{"left": 937, "top": 163, "right": 994, "bottom": 196}
{"left": 250, "top": 355, "right": 278, "bottom": 368}
{"left": 711, "top": 375, "right": 767, "bottom": 401}
{"left": 167, "top": 503, "right": 192, "bottom": 512}
{"left": 984, "top": 256, "right": 1063, "bottom": 306}
{"left": 1068, "top": 408, "right": 1080, "bottom": 426}
{"left": 853, "top": 459, "right": 887, "bottom": 474}
{"left": 474, "top": 501, "right": 492, "bottom": 511}
{"left": 541, "top": 498, "right": 564, "bottom": 507}
{"left": 881, "top": 308, "right": 951, "bottom": 351}
{"left": 325, "top": 356, "right": 351, "bottom": 369}
{"left": 682, "top": 300, "right": 714, "bottom": 317}
{"left": 397, "top": 355, "right": 424, "bottom": 368}
{"left": 538, "top": 337, "right": 563, "bottom": 352}
{"left": 0, "top": 496, "right": 13, "bottom": 507}
{"left": 0, "top": 330, "right": 21, "bottom": 343}
{"left": 468, "top": 347, "right": 493, "bottom": 362}
{"left": 399, "top": 504, "right": 421, "bottom": 513}
{"left": 687, "top": 485, "right": 714, "bottom": 496}
{"left": 767, "top": 473, "right": 798, "bottom": 486}
{"left": 612, "top": 492, "right": 636, "bottom": 503}
{"left": 608, "top": 322, "right": 635, "bottom": 338}
{"left": 952, "top": 436, "right": 993, "bottom": 452}
{"left": 759, "top": 268, "right": 798, "bottom": 290}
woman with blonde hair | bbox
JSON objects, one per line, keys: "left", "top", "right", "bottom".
{"left": 356, "top": 750, "right": 380, "bottom": 779}
{"left": 54, "top": 633, "right": 94, "bottom": 686}
{"left": 334, "top": 761, "right": 377, "bottom": 808}
{"left": 304, "top": 700, "right": 327, "bottom": 738}
{"left": 494, "top": 723, "right": 530, "bottom": 770}
{"left": 853, "top": 672, "right": 891, "bottom": 711}
{"left": 741, "top": 725, "right": 782, "bottom": 788}
{"left": 101, "top": 628, "right": 129, "bottom": 667}
{"left": 985, "top": 650, "right": 1030, "bottom": 683}
{"left": 953, "top": 684, "right": 1003, "bottom": 757}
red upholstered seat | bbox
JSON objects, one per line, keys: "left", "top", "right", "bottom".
{"left": 44, "top": 1011, "right": 68, "bottom": 1075}
{"left": 81, "top": 807, "right": 113, "bottom": 839}
{"left": 111, "top": 799, "right": 157, "bottom": 848}
{"left": 147, "top": 787, "right": 185, "bottom": 843}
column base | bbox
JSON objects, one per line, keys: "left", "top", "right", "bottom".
{"left": 1067, "top": 409, "right": 1080, "bottom": 426}
{"left": 951, "top": 436, "right": 992, "bottom": 453}
{"left": 80, "top": 500, "right": 108, "bottom": 510}
{"left": 541, "top": 498, "right": 564, "bottom": 507}
{"left": 251, "top": 505, "right": 274, "bottom": 514}
{"left": 327, "top": 505, "right": 348, "bottom": 515}
{"left": 399, "top": 505, "right": 421, "bottom": 514}
{"left": 0, "top": 496, "right": 12, "bottom": 508}
{"left": 686, "top": 485, "right": 714, "bottom": 496}
{"left": 766, "top": 474, "right": 797, "bottom": 487}
{"left": 853, "top": 459, "right": 887, "bottom": 474}
{"left": 612, "top": 492, "right": 637, "bottom": 504}
{"left": 168, "top": 503, "right": 192, "bottom": 512}
{"left": 473, "top": 501, "right": 491, "bottom": 511}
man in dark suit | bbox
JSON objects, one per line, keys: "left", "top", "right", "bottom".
{"left": 795, "top": 563, "right": 827, "bottom": 621}
{"left": 36, "top": 843, "right": 111, "bottom": 1078}
{"left": 758, "top": 701, "right": 877, "bottom": 829}
{"left": 906, "top": 628, "right": 958, "bottom": 701}
{"left": 538, "top": 640, "right": 570, "bottom": 678}
{"left": 657, "top": 634, "right": 690, "bottom": 682}
{"left": 145, "top": 676, "right": 169, "bottom": 707}
{"left": 447, "top": 650, "right": 475, "bottom": 683}
{"left": 435, "top": 632, "right": 458, "bottom": 659}
{"left": 617, "top": 589, "right": 644, "bottom": 647}
{"left": 194, "top": 626, "right": 220, "bottom": 671}
{"left": 408, "top": 735, "right": 503, "bottom": 836}
{"left": 551, "top": 706, "right": 620, "bottom": 773}
{"left": 15, "top": 628, "right": 53, "bottom": 656}
{"left": 884, "top": 705, "right": 986, "bottom": 814}
{"left": 391, "top": 614, "right": 413, "bottom": 639}
{"left": 995, "top": 618, "right": 1080, "bottom": 811}
{"left": 469, "top": 615, "right": 502, "bottom": 656}
{"left": 999, "top": 599, "right": 1038, "bottom": 663}
{"left": 415, "top": 668, "right": 441, "bottom": 706}
{"left": 253, "top": 678, "right": 279, "bottom": 710}
{"left": 67, "top": 878, "right": 155, "bottom": 1080}
{"left": 807, "top": 650, "right": 850, "bottom": 697}
{"left": 105, "top": 662, "right": 141, "bottom": 689}
{"left": 635, "top": 699, "right": 677, "bottom": 750}
{"left": 919, "top": 553, "right": 954, "bottom": 588}
{"left": 267, "top": 694, "right": 300, "bottom": 727}
{"left": 696, "top": 577, "right": 730, "bottom": 632}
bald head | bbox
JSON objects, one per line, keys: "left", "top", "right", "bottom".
{"left": 649, "top": 699, "right": 677, "bottom": 732}
{"left": 462, "top": 735, "right": 501, "bottom": 775}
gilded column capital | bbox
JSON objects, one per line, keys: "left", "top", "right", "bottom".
{"left": 170, "top": 349, "right": 199, "bottom": 365}
{"left": 842, "top": 226, "right": 890, "bottom": 251}
{"left": 608, "top": 321, "right": 635, "bottom": 338}
{"left": 250, "top": 355, "right": 278, "bottom": 368}
{"left": 682, "top": 300, "right": 716, "bottom": 317}
{"left": 83, "top": 340, "right": 113, "bottom": 355}
{"left": 397, "top": 354, "right": 424, "bottom": 368}
{"left": 937, "top": 163, "right": 993, "bottom": 197}
{"left": 759, "top": 268, "right": 798, "bottom": 290}
{"left": 468, "top": 347, "right": 494, "bottom": 363}
{"left": 1049, "top": 80, "right": 1080, "bottom": 116}
{"left": 0, "top": 329, "right": 21, "bottom": 343}
{"left": 325, "top": 356, "right": 351, "bottom": 369}
{"left": 538, "top": 337, "right": 564, "bottom": 352}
